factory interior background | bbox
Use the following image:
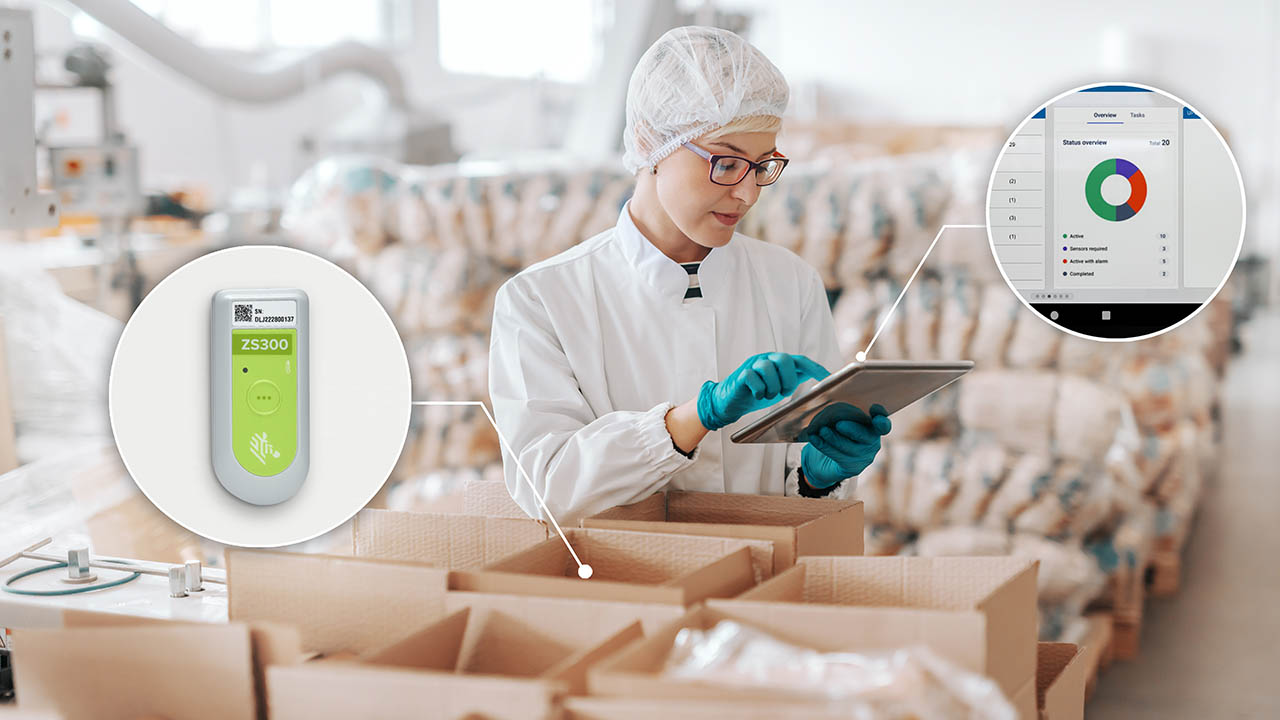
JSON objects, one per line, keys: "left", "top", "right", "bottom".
{"left": 0, "top": 1, "right": 1277, "bottom": 718}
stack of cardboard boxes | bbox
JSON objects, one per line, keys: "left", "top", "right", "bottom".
{"left": 4, "top": 488, "right": 1087, "bottom": 720}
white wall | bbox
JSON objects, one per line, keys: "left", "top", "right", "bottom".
{"left": 735, "top": 0, "right": 1278, "bottom": 253}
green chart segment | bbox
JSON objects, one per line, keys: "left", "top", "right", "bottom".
{"left": 231, "top": 329, "right": 298, "bottom": 476}
{"left": 1085, "top": 157, "right": 1147, "bottom": 222}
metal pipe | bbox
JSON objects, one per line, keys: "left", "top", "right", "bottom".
{"left": 62, "top": 0, "right": 408, "bottom": 109}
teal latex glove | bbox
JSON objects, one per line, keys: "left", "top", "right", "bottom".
{"left": 697, "top": 353, "right": 830, "bottom": 431}
{"left": 801, "top": 404, "right": 892, "bottom": 488}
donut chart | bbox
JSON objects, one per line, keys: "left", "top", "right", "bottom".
{"left": 1085, "top": 157, "right": 1146, "bottom": 221}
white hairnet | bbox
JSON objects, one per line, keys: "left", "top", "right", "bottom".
{"left": 622, "top": 26, "right": 789, "bottom": 175}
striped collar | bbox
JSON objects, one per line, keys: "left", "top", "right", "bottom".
{"left": 615, "top": 202, "right": 733, "bottom": 302}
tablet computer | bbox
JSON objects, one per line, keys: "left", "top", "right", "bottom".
{"left": 729, "top": 359, "right": 974, "bottom": 444}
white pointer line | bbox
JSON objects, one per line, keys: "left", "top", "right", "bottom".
{"left": 859, "top": 224, "right": 988, "bottom": 360}
{"left": 411, "top": 400, "right": 588, "bottom": 574}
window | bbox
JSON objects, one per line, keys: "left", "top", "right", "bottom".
{"left": 73, "top": 1, "right": 411, "bottom": 51}
{"left": 437, "top": 0, "right": 602, "bottom": 82}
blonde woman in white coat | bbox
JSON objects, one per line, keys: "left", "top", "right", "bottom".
{"left": 489, "top": 26, "right": 891, "bottom": 522}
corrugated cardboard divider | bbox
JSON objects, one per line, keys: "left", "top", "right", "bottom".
{"left": 450, "top": 528, "right": 760, "bottom": 605}
{"left": 267, "top": 602, "right": 643, "bottom": 719}
{"left": 717, "top": 555, "right": 1040, "bottom": 719}
{"left": 351, "top": 508, "right": 548, "bottom": 567}
{"left": 444, "top": 591, "right": 686, "bottom": 638}
{"left": 226, "top": 548, "right": 448, "bottom": 655}
{"left": 11, "top": 623, "right": 264, "bottom": 720}
{"left": 1037, "top": 642, "right": 1086, "bottom": 720}
{"left": 583, "top": 491, "right": 863, "bottom": 574}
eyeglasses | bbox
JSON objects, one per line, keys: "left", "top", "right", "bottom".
{"left": 681, "top": 142, "right": 789, "bottom": 187}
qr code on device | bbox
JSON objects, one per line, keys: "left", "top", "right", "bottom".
{"left": 234, "top": 304, "right": 254, "bottom": 322}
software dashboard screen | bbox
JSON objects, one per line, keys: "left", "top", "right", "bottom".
{"left": 988, "top": 85, "right": 1243, "bottom": 339}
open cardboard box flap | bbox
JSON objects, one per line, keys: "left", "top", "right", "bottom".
{"left": 1037, "top": 642, "right": 1086, "bottom": 720}
{"left": 268, "top": 603, "right": 642, "bottom": 720}
{"left": 583, "top": 491, "right": 863, "bottom": 574}
{"left": 449, "top": 527, "right": 762, "bottom": 605}
{"left": 351, "top": 507, "right": 548, "bottom": 567}
{"left": 12, "top": 621, "right": 300, "bottom": 720}
{"left": 226, "top": 548, "right": 448, "bottom": 655}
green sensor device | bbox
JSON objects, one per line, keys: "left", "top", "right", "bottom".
{"left": 211, "top": 289, "right": 309, "bottom": 505}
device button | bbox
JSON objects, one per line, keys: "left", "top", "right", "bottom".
{"left": 247, "top": 379, "right": 281, "bottom": 415}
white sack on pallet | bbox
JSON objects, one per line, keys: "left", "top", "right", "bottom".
{"left": 830, "top": 285, "right": 877, "bottom": 361}
{"left": 1012, "top": 460, "right": 1090, "bottom": 538}
{"left": 801, "top": 174, "right": 850, "bottom": 288}
{"left": 957, "top": 370, "right": 1057, "bottom": 455}
{"left": 967, "top": 284, "right": 1021, "bottom": 368}
{"left": 981, "top": 453, "right": 1053, "bottom": 530}
{"left": 761, "top": 176, "right": 809, "bottom": 256}
{"left": 883, "top": 441, "right": 920, "bottom": 529}
{"left": 914, "top": 525, "right": 1012, "bottom": 557}
{"left": 869, "top": 278, "right": 907, "bottom": 359}
{"left": 903, "top": 276, "right": 942, "bottom": 361}
{"left": 902, "top": 440, "right": 959, "bottom": 530}
{"left": 1053, "top": 375, "right": 1125, "bottom": 461}
{"left": 1064, "top": 462, "right": 1119, "bottom": 539}
{"left": 936, "top": 273, "right": 980, "bottom": 360}
{"left": 848, "top": 457, "right": 890, "bottom": 525}
{"left": 0, "top": 265, "right": 122, "bottom": 463}
{"left": 891, "top": 382, "right": 960, "bottom": 441}
{"left": 1004, "top": 309, "right": 1061, "bottom": 369}
{"left": 945, "top": 436, "right": 1008, "bottom": 525}
{"left": 282, "top": 155, "right": 404, "bottom": 257}
{"left": 836, "top": 175, "right": 892, "bottom": 286}
{"left": 1010, "top": 534, "right": 1106, "bottom": 609}
{"left": 1117, "top": 356, "right": 1186, "bottom": 433}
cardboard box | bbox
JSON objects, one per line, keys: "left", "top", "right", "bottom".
{"left": 449, "top": 528, "right": 761, "bottom": 605}
{"left": 351, "top": 508, "right": 548, "bottom": 567}
{"left": 226, "top": 548, "right": 449, "bottom": 655}
{"left": 443, "top": 590, "right": 686, "bottom": 636}
{"left": 1037, "top": 642, "right": 1086, "bottom": 720}
{"left": 572, "top": 640, "right": 1083, "bottom": 720}
{"left": 11, "top": 622, "right": 299, "bottom": 720}
{"left": 714, "top": 555, "right": 1040, "bottom": 718}
{"left": 463, "top": 477, "right": 529, "bottom": 518}
{"left": 267, "top": 604, "right": 642, "bottom": 720}
{"left": 582, "top": 491, "right": 863, "bottom": 576}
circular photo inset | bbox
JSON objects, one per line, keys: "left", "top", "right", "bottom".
{"left": 109, "top": 246, "right": 411, "bottom": 547}
{"left": 986, "top": 82, "right": 1244, "bottom": 340}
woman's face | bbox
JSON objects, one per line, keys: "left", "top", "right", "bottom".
{"left": 654, "top": 131, "right": 779, "bottom": 249}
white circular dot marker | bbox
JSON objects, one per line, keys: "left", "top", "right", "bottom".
{"left": 854, "top": 351, "right": 867, "bottom": 362}
{"left": 577, "top": 564, "right": 593, "bottom": 579}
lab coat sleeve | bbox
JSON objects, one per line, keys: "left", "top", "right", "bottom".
{"left": 783, "top": 265, "right": 854, "bottom": 498}
{"left": 488, "top": 277, "right": 696, "bottom": 523}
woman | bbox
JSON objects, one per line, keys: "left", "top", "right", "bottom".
{"left": 489, "top": 26, "right": 890, "bottom": 522}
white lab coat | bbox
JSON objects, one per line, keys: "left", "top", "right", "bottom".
{"left": 488, "top": 203, "right": 844, "bottom": 522}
